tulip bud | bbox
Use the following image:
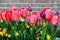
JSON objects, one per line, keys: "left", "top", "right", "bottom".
{"left": 54, "top": 25, "right": 58, "bottom": 28}
{"left": 20, "top": 8, "right": 28, "bottom": 18}
{"left": 40, "top": 12, "right": 46, "bottom": 19}
{"left": 55, "top": 11, "right": 59, "bottom": 15}
{"left": 11, "top": 6, "right": 20, "bottom": 21}
{"left": 28, "top": 6, "right": 32, "bottom": 11}
{"left": 18, "top": 20, "right": 22, "bottom": 24}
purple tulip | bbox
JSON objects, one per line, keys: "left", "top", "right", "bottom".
{"left": 36, "top": 32, "right": 40, "bottom": 37}
{"left": 54, "top": 25, "right": 58, "bottom": 28}
{"left": 40, "top": 11, "right": 46, "bottom": 19}
{"left": 55, "top": 11, "right": 59, "bottom": 15}
{"left": 18, "top": 20, "right": 22, "bottom": 24}
{"left": 28, "top": 6, "right": 32, "bottom": 11}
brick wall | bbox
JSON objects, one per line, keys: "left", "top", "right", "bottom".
{"left": 0, "top": 0, "right": 60, "bottom": 12}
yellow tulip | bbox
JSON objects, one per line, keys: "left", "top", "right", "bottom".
{"left": 5, "top": 33, "right": 8, "bottom": 37}
{"left": 36, "top": 37, "right": 39, "bottom": 40}
{"left": 0, "top": 20, "right": 3, "bottom": 23}
{"left": 26, "top": 25, "right": 30, "bottom": 28}
{"left": 46, "top": 34, "right": 51, "bottom": 40}
{"left": 2, "top": 28, "right": 7, "bottom": 35}
{"left": 0, "top": 28, "right": 2, "bottom": 30}
{"left": 25, "top": 24, "right": 30, "bottom": 28}
{"left": 40, "top": 21, "right": 46, "bottom": 27}
{"left": 20, "top": 16, "right": 24, "bottom": 22}
{"left": 43, "top": 22, "right": 46, "bottom": 27}
{"left": 15, "top": 32, "right": 19, "bottom": 37}
{"left": 40, "top": 31, "right": 43, "bottom": 35}
{"left": 40, "top": 22, "right": 43, "bottom": 25}
{"left": 0, "top": 32, "right": 3, "bottom": 36}
{"left": 7, "top": 34, "right": 11, "bottom": 38}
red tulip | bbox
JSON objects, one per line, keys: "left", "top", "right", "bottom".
{"left": 5, "top": 11, "right": 12, "bottom": 21}
{"left": 10, "top": 6, "right": 20, "bottom": 21}
{"left": 20, "top": 8, "right": 28, "bottom": 18}
{"left": 26, "top": 15, "right": 37, "bottom": 24}
{"left": 49, "top": 15, "right": 59, "bottom": 27}
{"left": 43, "top": 8, "right": 52, "bottom": 20}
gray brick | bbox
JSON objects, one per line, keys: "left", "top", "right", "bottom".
{"left": 47, "top": 4, "right": 54, "bottom": 7}
{"left": 40, "top": 4, "right": 46, "bottom": 7}
{"left": 0, "top": 0, "right": 60, "bottom": 12}
{"left": 26, "top": 0, "right": 33, "bottom": 3}
{"left": 31, "top": 4, "right": 36, "bottom": 7}
{"left": 22, "top": 4, "right": 28, "bottom": 7}
{"left": 0, "top": 4, "right": 5, "bottom": 7}
{"left": 34, "top": 0, "right": 49, "bottom": 3}
{"left": 33, "top": 8, "right": 37, "bottom": 11}
{"left": 36, "top": 8, "right": 40, "bottom": 11}
{"left": 54, "top": 4, "right": 60, "bottom": 8}
{"left": 40, "top": 8, "right": 44, "bottom": 11}
{"left": 0, "top": 0, "right": 9, "bottom": 3}
{"left": 10, "top": 0, "right": 17, "bottom": 3}
{"left": 35, "top": 4, "right": 40, "bottom": 7}
{"left": 56, "top": 0, "right": 60, "bottom": 3}
{"left": 18, "top": 0, "right": 33, "bottom": 3}
{"left": 52, "top": 8, "right": 56, "bottom": 12}
{"left": 0, "top": 8, "right": 9, "bottom": 11}
{"left": 18, "top": 4, "right": 23, "bottom": 8}
{"left": 56, "top": 8, "right": 60, "bottom": 11}
{"left": 6, "top": 4, "right": 19, "bottom": 9}
{"left": 50, "top": 0, "right": 55, "bottom": 3}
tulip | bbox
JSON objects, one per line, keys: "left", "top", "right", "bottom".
{"left": 26, "top": 15, "right": 37, "bottom": 24}
{"left": 0, "top": 12, "right": 2, "bottom": 20}
{"left": 59, "top": 15, "right": 60, "bottom": 22}
{"left": 32, "top": 12, "right": 42, "bottom": 20}
{"left": 49, "top": 14, "right": 59, "bottom": 28}
{"left": 18, "top": 20, "right": 22, "bottom": 24}
{"left": 28, "top": 6, "right": 32, "bottom": 11}
{"left": 55, "top": 11, "right": 59, "bottom": 15}
{"left": 43, "top": 8, "right": 52, "bottom": 20}
{"left": 1, "top": 11, "right": 6, "bottom": 20}
{"left": 10, "top": 6, "right": 20, "bottom": 21}
{"left": 40, "top": 11, "right": 46, "bottom": 19}
{"left": 20, "top": 8, "right": 28, "bottom": 18}
{"left": 5, "top": 11, "right": 12, "bottom": 21}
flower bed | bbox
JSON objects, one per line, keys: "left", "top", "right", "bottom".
{"left": 0, "top": 6, "right": 60, "bottom": 40}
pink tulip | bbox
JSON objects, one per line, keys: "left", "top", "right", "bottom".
{"left": 0, "top": 12, "right": 2, "bottom": 20}
{"left": 43, "top": 8, "right": 52, "bottom": 20}
{"left": 1, "top": 11, "right": 6, "bottom": 20}
{"left": 10, "top": 6, "right": 20, "bottom": 21}
{"left": 50, "top": 15, "right": 59, "bottom": 26}
{"left": 20, "top": 8, "right": 28, "bottom": 18}
{"left": 26, "top": 15, "right": 37, "bottom": 24}
{"left": 59, "top": 15, "right": 60, "bottom": 22}
{"left": 32, "top": 12, "right": 42, "bottom": 20}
